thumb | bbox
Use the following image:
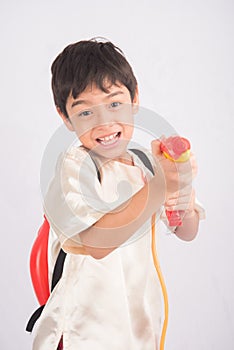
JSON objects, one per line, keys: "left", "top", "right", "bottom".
{"left": 151, "top": 139, "right": 162, "bottom": 157}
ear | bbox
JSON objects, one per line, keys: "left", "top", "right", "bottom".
{"left": 56, "top": 107, "right": 75, "bottom": 131}
{"left": 132, "top": 86, "right": 139, "bottom": 114}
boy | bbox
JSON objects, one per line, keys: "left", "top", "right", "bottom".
{"left": 33, "top": 39, "right": 204, "bottom": 349}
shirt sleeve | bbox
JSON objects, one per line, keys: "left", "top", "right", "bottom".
{"left": 43, "top": 147, "right": 111, "bottom": 250}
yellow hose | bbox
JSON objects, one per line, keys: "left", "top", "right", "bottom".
{"left": 151, "top": 213, "right": 169, "bottom": 350}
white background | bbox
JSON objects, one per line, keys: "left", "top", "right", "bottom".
{"left": 1, "top": 0, "right": 233, "bottom": 349}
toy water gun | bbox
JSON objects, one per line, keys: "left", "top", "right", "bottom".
{"left": 160, "top": 136, "right": 191, "bottom": 226}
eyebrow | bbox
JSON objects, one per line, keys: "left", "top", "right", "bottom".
{"left": 71, "top": 91, "right": 125, "bottom": 108}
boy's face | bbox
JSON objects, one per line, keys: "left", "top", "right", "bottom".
{"left": 60, "top": 82, "right": 139, "bottom": 160}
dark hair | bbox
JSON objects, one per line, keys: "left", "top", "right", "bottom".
{"left": 51, "top": 38, "right": 138, "bottom": 118}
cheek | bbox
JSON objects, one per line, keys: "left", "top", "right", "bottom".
{"left": 78, "top": 131, "right": 94, "bottom": 146}
{"left": 123, "top": 124, "right": 134, "bottom": 140}
{"left": 126, "top": 129, "right": 133, "bottom": 140}
{"left": 72, "top": 120, "right": 95, "bottom": 142}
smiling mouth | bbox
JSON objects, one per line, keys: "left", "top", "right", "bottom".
{"left": 96, "top": 132, "right": 121, "bottom": 146}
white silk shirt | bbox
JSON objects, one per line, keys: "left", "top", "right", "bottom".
{"left": 32, "top": 145, "right": 204, "bottom": 350}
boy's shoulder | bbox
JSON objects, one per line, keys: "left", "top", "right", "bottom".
{"left": 60, "top": 144, "right": 102, "bottom": 182}
{"left": 65, "top": 144, "right": 88, "bottom": 160}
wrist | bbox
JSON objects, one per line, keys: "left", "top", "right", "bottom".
{"left": 172, "top": 209, "right": 200, "bottom": 240}
{"left": 172, "top": 209, "right": 198, "bottom": 234}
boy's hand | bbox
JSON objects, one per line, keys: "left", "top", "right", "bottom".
{"left": 151, "top": 139, "right": 197, "bottom": 210}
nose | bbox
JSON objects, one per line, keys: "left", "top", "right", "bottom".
{"left": 95, "top": 105, "right": 115, "bottom": 128}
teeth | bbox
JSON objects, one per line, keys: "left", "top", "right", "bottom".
{"left": 98, "top": 132, "right": 118, "bottom": 145}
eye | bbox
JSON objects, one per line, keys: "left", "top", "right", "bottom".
{"left": 78, "top": 110, "right": 93, "bottom": 117}
{"left": 110, "top": 101, "right": 122, "bottom": 109}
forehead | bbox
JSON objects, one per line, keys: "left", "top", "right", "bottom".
{"left": 75, "top": 82, "right": 128, "bottom": 98}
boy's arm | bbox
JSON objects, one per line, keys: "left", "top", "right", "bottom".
{"left": 64, "top": 173, "right": 165, "bottom": 259}
{"left": 44, "top": 149, "right": 166, "bottom": 259}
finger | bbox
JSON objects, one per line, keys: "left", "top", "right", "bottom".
{"left": 151, "top": 139, "right": 163, "bottom": 157}
{"left": 189, "top": 153, "right": 198, "bottom": 179}
{"left": 165, "top": 188, "right": 195, "bottom": 211}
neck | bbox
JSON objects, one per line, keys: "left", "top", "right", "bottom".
{"left": 114, "top": 153, "right": 134, "bottom": 165}
{"left": 89, "top": 149, "right": 134, "bottom": 166}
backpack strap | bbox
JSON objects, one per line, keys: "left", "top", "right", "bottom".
{"left": 26, "top": 305, "right": 45, "bottom": 332}
{"left": 130, "top": 148, "right": 155, "bottom": 175}
{"left": 50, "top": 249, "right": 67, "bottom": 292}
{"left": 26, "top": 149, "right": 153, "bottom": 332}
